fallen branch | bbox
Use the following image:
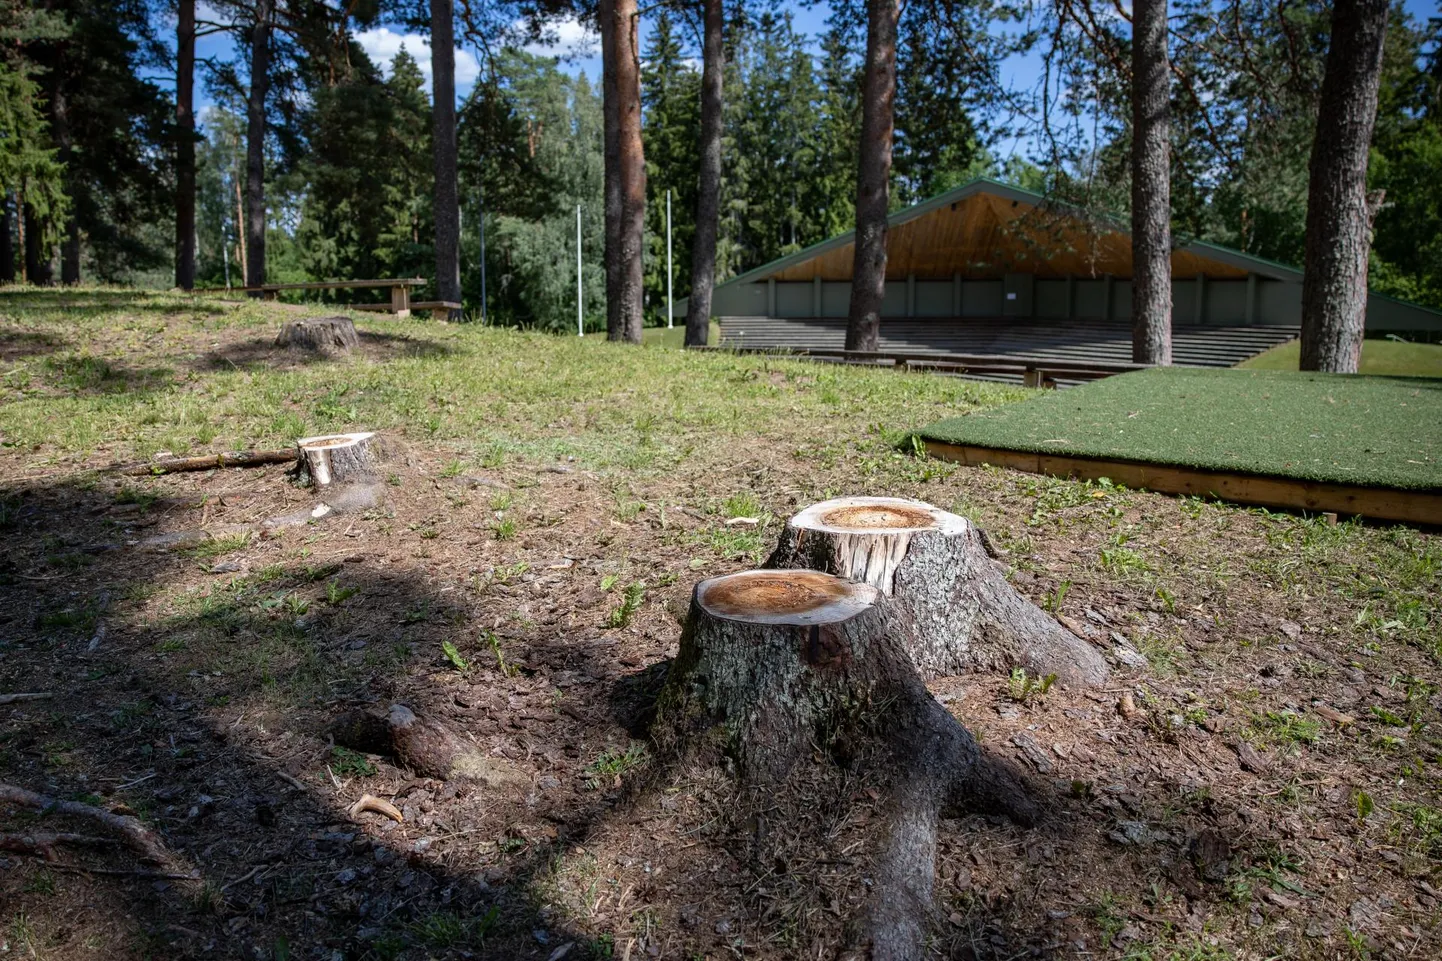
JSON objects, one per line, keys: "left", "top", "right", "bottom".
{"left": 111, "top": 449, "right": 296, "bottom": 476}
{"left": 0, "top": 832, "right": 116, "bottom": 860}
{"left": 0, "top": 692, "right": 52, "bottom": 705}
{"left": 0, "top": 783, "right": 175, "bottom": 865}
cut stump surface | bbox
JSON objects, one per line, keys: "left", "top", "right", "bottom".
{"left": 767, "top": 496, "right": 1108, "bottom": 687}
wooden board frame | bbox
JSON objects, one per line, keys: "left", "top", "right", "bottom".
{"left": 922, "top": 441, "right": 1442, "bottom": 526}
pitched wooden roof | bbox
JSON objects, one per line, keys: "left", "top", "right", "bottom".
{"left": 729, "top": 179, "right": 1303, "bottom": 285}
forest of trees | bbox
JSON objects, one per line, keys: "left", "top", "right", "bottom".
{"left": 1, "top": 0, "right": 1440, "bottom": 364}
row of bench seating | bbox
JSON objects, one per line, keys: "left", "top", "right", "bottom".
{"left": 717, "top": 317, "right": 1298, "bottom": 372}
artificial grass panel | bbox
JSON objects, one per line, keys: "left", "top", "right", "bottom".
{"left": 918, "top": 367, "right": 1442, "bottom": 491}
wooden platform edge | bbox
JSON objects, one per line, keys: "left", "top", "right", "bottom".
{"left": 920, "top": 440, "right": 1442, "bottom": 526}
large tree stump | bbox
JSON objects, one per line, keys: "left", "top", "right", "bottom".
{"left": 766, "top": 496, "right": 1108, "bottom": 688}
{"left": 275, "top": 316, "right": 359, "bottom": 352}
{"left": 658, "top": 569, "right": 1037, "bottom": 961}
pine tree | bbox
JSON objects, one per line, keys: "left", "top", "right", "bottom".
{"left": 641, "top": 10, "right": 700, "bottom": 323}
{"left": 813, "top": 19, "right": 861, "bottom": 241}
{"left": 892, "top": 9, "right": 984, "bottom": 206}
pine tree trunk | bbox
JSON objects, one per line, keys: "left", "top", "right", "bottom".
{"left": 766, "top": 497, "right": 1108, "bottom": 687}
{"left": 1299, "top": 0, "right": 1389, "bottom": 373}
{"left": 684, "top": 0, "right": 724, "bottom": 348}
{"left": 175, "top": 0, "right": 196, "bottom": 291}
{"left": 0, "top": 196, "right": 13, "bottom": 283}
{"left": 49, "top": 80, "right": 80, "bottom": 286}
{"left": 430, "top": 0, "right": 462, "bottom": 314}
{"left": 1130, "top": 0, "right": 1171, "bottom": 365}
{"left": 23, "top": 206, "right": 51, "bottom": 286}
{"left": 245, "top": 0, "right": 272, "bottom": 293}
{"left": 605, "top": 0, "right": 645, "bottom": 344}
{"left": 601, "top": 0, "right": 623, "bottom": 340}
{"left": 658, "top": 569, "right": 1037, "bottom": 960}
{"left": 845, "top": 0, "right": 898, "bottom": 353}
{"left": 61, "top": 220, "right": 79, "bottom": 285}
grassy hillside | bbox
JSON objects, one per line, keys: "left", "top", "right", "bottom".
{"left": 1241, "top": 337, "right": 1442, "bottom": 376}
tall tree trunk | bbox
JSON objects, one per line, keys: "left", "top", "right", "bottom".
{"left": 1130, "top": 0, "right": 1171, "bottom": 365}
{"left": 845, "top": 0, "right": 899, "bottom": 353}
{"left": 684, "top": 0, "right": 724, "bottom": 348}
{"left": 176, "top": 0, "right": 196, "bottom": 290}
{"left": 1299, "top": 0, "right": 1389, "bottom": 373}
{"left": 600, "top": 0, "right": 625, "bottom": 340}
{"left": 23, "top": 205, "right": 52, "bottom": 285}
{"left": 602, "top": 0, "right": 645, "bottom": 343}
{"left": 0, "top": 195, "right": 13, "bottom": 284}
{"left": 61, "top": 220, "right": 80, "bottom": 285}
{"left": 48, "top": 71, "right": 79, "bottom": 284}
{"left": 245, "top": 0, "right": 272, "bottom": 292}
{"left": 430, "top": 0, "right": 461, "bottom": 314}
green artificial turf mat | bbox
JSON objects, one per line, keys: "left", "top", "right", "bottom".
{"left": 918, "top": 367, "right": 1442, "bottom": 491}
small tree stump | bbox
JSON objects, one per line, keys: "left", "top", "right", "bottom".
{"left": 658, "top": 569, "right": 1036, "bottom": 960}
{"left": 275, "top": 316, "right": 359, "bottom": 352}
{"left": 296, "top": 432, "right": 381, "bottom": 488}
{"left": 329, "top": 704, "right": 524, "bottom": 786}
{"left": 766, "top": 496, "right": 1108, "bottom": 688}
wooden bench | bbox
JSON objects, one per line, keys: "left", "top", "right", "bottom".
{"left": 193, "top": 278, "right": 427, "bottom": 318}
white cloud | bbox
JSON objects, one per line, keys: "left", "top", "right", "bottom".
{"left": 520, "top": 16, "right": 599, "bottom": 61}
{"left": 355, "top": 27, "right": 482, "bottom": 100}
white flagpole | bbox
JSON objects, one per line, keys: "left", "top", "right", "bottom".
{"left": 571, "top": 203, "right": 576, "bottom": 334}
{"left": 665, "top": 189, "right": 674, "bottom": 329}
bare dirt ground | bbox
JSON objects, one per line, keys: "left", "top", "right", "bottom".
{"left": 1, "top": 292, "right": 1439, "bottom": 960}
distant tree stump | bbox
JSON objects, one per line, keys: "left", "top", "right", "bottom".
{"left": 275, "top": 316, "right": 359, "bottom": 353}
{"left": 658, "top": 569, "right": 1037, "bottom": 960}
{"left": 766, "top": 496, "right": 1108, "bottom": 688}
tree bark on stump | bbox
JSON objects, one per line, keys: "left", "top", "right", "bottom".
{"left": 766, "top": 497, "right": 1108, "bottom": 688}
{"left": 658, "top": 569, "right": 1037, "bottom": 961}
{"left": 275, "top": 316, "right": 359, "bottom": 353}
{"left": 296, "top": 432, "right": 380, "bottom": 488}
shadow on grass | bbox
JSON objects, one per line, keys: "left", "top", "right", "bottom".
{"left": 0, "top": 467, "right": 1298, "bottom": 960}
{"left": 199, "top": 331, "right": 456, "bottom": 372}
{"left": 0, "top": 329, "right": 64, "bottom": 363}
{"left": 0, "top": 474, "right": 625, "bottom": 959}
{"left": 0, "top": 288, "right": 232, "bottom": 317}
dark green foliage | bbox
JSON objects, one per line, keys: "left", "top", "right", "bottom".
{"left": 459, "top": 50, "right": 602, "bottom": 331}
{"left": 296, "top": 46, "right": 434, "bottom": 294}
{"left": 642, "top": 10, "right": 700, "bottom": 320}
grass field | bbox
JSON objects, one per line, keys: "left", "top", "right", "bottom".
{"left": 1241, "top": 337, "right": 1442, "bottom": 376}
{"left": 919, "top": 367, "right": 1442, "bottom": 491}
{"left": 1, "top": 288, "right": 1440, "bottom": 960}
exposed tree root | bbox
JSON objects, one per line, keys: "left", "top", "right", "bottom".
{"left": 329, "top": 704, "right": 525, "bottom": 786}
{"left": 0, "top": 783, "right": 177, "bottom": 866}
